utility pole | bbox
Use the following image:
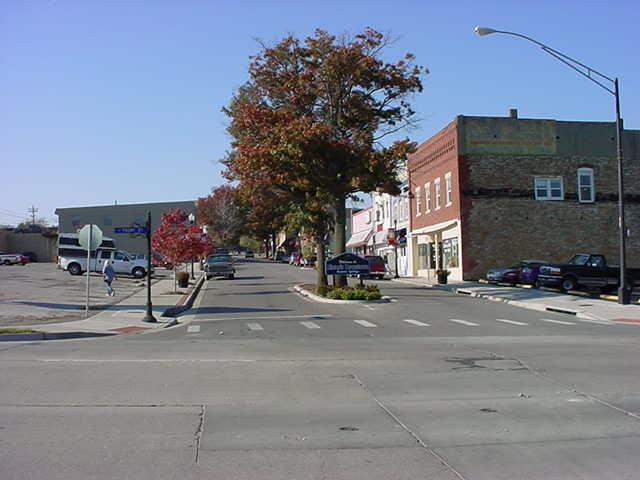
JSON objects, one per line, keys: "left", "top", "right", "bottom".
{"left": 27, "top": 205, "right": 38, "bottom": 224}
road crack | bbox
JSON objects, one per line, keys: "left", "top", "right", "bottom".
{"left": 194, "top": 404, "right": 206, "bottom": 463}
{"left": 352, "top": 373, "right": 467, "bottom": 480}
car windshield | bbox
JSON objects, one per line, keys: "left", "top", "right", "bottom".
{"left": 568, "top": 254, "right": 590, "bottom": 265}
{"left": 208, "top": 255, "right": 231, "bottom": 262}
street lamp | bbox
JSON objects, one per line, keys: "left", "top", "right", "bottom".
{"left": 475, "top": 26, "right": 630, "bottom": 305}
{"left": 188, "top": 213, "right": 196, "bottom": 280}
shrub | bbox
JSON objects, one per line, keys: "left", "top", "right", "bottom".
{"left": 366, "top": 291, "right": 382, "bottom": 300}
{"left": 326, "top": 289, "right": 343, "bottom": 299}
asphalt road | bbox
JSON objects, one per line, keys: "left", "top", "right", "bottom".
{"left": 2, "top": 259, "right": 640, "bottom": 479}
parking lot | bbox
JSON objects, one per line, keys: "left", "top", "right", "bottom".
{"left": 0, "top": 262, "right": 169, "bottom": 326}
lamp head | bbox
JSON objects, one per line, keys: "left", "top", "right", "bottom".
{"left": 474, "top": 26, "right": 497, "bottom": 36}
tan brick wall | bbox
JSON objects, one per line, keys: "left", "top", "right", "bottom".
{"left": 461, "top": 153, "right": 640, "bottom": 280}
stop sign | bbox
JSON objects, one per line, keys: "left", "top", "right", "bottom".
{"left": 78, "top": 224, "right": 103, "bottom": 251}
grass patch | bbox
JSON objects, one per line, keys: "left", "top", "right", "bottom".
{"left": 0, "top": 328, "right": 39, "bottom": 334}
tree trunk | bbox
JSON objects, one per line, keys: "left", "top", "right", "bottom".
{"left": 333, "top": 193, "right": 348, "bottom": 287}
{"left": 271, "top": 231, "right": 277, "bottom": 259}
{"left": 315, "top": 233, "right": 328, "bottom": 294}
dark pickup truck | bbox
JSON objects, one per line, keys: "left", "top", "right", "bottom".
{"left": 538, "top": 253, "right": 640, "bottom": 294}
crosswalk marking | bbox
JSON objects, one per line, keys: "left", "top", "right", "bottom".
{"left": 449, "top": 318, "right": 479, "bottom": 326}
{"left": 247, "top": 323, "right": 264, "bottom": 331}
{"left": 300, "top": 321, "right": 321, "bottom": 329}
{"left": 354, "top": 320, "right": 378, "bottom": 328}
{"left": 495, "top": 319, "right": 528, "bottom": 326}
{"left": 186, "top": 325, "right": 200, "bottom": 333}
{"left": 541, "top": 318, "right": 576, "bottom": 326}
{"left": 403, "top": 319, "right": 431, "bottom": 327}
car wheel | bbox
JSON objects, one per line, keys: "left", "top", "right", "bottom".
{"left": 229, "top": 274, "right": 235, "bottom": 279}
{"left": 132, "top": 267, "right": 146, "bottom": 279}
{"left": 534, "top": 279, "right": 542, "bottom": 289}
{"left": 3, "top": 260, "right": 10, "bottom": 265}
{"left": 560, "top": 277, "right": 577, "bottom": 293}
{"left": 206, "top": 274, "right": 211, "bottom": 280}
{"left": 68, "top": 263, "right": 82, "bottom": 275}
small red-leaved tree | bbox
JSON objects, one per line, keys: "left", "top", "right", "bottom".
{"left": 152, "top": 209, "right": 215, "bottom": 289}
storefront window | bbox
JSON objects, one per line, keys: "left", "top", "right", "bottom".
{"left": 442, "top": 238, "right": 459, "bottom": 268}
{"left": 417, "top": 244, "right": 428, "bottom": 269}
{"left": 429, "top": 242, "right": 436, "bottom": 269}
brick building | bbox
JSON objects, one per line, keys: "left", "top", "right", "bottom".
{"left": 407, "top": 111, "right": 640, "bottom": 281}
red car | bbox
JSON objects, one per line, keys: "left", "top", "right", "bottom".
{"left": 364, "top": 255, "right": 387, "bottom": 280}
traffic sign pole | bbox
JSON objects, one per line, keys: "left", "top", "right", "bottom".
{"left": 85, "top": 224, "right": 92, "bottom": 317}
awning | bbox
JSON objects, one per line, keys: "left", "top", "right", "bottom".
{"left": 410, "top": 219, "right": 458, "bottom": 236}
{"left": 346, "top": 230, "right": 373, "bottom": 248}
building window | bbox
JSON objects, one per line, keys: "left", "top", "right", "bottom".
{"left": 71, "top": 216, "right": 81, "bottom": 228}
{"left": 425, "top": 182, "right": 431, "bottom": 212}
{"left": 534, "top": 177, "right": 564, "bottom": 200}
{"left": 415, "top": 187, "right": 421, "bottom": 215}
{"left": 417, "top": 244, "right": 428, "bottom": 269}
{"left": 442, "top": 238, "right": 459, "bottom": 268}
{"left": 445, "top": 172, "right": 452, "bottom": 206}
{"left": 577, "top": 168, "right": 594, "bottom": 203}
{"left": 434, "top": 178, "right": 441, "bottom": 210}
{"left": 103, "top": 216, "right": 112, "bottom": 226}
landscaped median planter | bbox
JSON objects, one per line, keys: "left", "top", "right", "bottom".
{"left": 293, "top": 284, "right": 391, "bottom": 304}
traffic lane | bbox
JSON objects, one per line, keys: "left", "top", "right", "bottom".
{"left": 193, "top": 260, "right": 334, "bottom": 318}
{"left": 341, "top": 281, "right": 632, "bottom": 336}
{"left": 0, "top": 262, "right": 168, "bottom": 326}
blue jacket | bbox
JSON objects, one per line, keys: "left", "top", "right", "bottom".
{"left": 103, "top": 263, "right": 114, "bottom": 281}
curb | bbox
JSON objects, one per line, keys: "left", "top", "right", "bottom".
{"left": 292, "top": 284, "right": 390, "bottom": 304}
{"left": 162, "top": 274, "right": 205, "bottom": 318}
{"left": 391, "top": 278, "right": 608, "bottom": 321}
{"left": 0, "top": 331, "right": 117, "bottom": 342}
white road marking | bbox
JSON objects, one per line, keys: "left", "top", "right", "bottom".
{"left": 186, "top": 325, "right": 200, "bottom": 333}
{"left": 541, "top": 318, "right": 576, "bottom": 325}
{"left": 196, "top": 314, "right": 333, "bottom": 322}
{"left": 247, "top": 323, "right": 264, "bottom": 331}
{"left": 354, "top": 320, "right": 378, "bottom": 328}
{"left": 576, "top": 318, "right": 615, "bottom": 326}
{"left": 403, "top": 319, "right": 431, "bottom": 327}
{"left": 449, "top": 318, "right": 479, "bottom": 326}
{"left": 300, "top": 321, "right": 321, "bottom": 329}
{"left": 495, "top": 318, "right": 528, "bottom": 326}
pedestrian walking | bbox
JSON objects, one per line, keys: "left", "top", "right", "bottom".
{"left": 102, "top": 259, "right": 115, "bottom": 296}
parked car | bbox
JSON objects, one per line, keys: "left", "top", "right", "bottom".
{"left": 151, "top": 252, "right": 173, "bottom": 269}
{"left": 22, "top": 251, "right": 38, "bottom": 262}
{"left": 19, "top": 255, "right": 30, "bottom": 265}
{"left": 362, "top": 255, "right": 387, "bottom": 280}
{"left": 275, "top": 251, "right": 285, "bottom": 262}
{"left": 518, "top": 261, "right": 549, "bottom": 288}
{"left": 538, "top": 253, "right": 640, "bottom": 294}
{"left": 0, "top": 252, "right": 24, "bottom": 265}
{"left": 244, "top": 250, "right": 254, "bottom": 258}
{"left": 204, "top": 254, "right": 235, "bottom": 280}
{"left": 486, "top": 260, "right": 548, "bottom": 286}
{"left": 290, "top": 252, "right": 302, "bottom": 266}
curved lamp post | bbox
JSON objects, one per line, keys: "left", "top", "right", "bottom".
{"left": 475, "top": 26, "right": 630, "bottom": 304}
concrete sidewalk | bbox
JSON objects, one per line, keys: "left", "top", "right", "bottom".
{"left": 0, "top": 275, "right": 204, "bottom": 340}
{"left": 392, "top": 277, "right": 640, "bottom": 322}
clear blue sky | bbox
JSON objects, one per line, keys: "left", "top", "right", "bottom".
{"left": 1, "top": 0, "right": 638, "bottom": 226}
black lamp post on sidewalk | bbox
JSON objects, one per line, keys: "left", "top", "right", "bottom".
{"left": 142, "top": 211, "right": 157, "bottom": 323}
{"left": 475, "top": 26, "right": 630, "bottom": 304}
{"left": 188, "top": 213, "right": 196, "bottom": 279}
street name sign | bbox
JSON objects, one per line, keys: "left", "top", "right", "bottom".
{"left": 325, "top": 253, "right": 370, "bottom": 276}
{"left": 115, "top": 227, "right": 148, "bottom": 234}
